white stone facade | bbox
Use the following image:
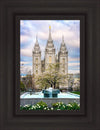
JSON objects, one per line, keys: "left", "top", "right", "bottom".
{"left": 32, "top": 26, "right": 68, "bottom": 88}
{"left": 32, "top": 36, "right": 41, "bottom": 75}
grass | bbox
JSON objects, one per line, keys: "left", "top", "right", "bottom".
{"left": 71, "top": 91, "right": 80, "bottom": 95}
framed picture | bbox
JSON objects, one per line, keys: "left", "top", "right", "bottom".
{"left": 0, "top": 0, "right": 100, "bottom": 130}
{"left": 20, "top": 20, "right": 80, "bottom": 111}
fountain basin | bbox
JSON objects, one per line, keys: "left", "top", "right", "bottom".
{"left": 42, "top": 89, "right": 60, "bottom": 98}
{"left": 20, "top": 92, "right": 80, "bottom": 107}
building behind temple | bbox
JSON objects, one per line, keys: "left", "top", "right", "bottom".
{"left": 32, "top": 26, "right": 68, "bottom": 88}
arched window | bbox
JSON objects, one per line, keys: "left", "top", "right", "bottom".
{"left": 62, "top": 58, "right": 65, "bottom": 63}
{"left": 49, "top": 56, "right": 52, "bottom": 63}
{"left": 36, "top": 64, "right": 38, "bottom": 69}
{"left": 35, "top": 58, "right": 38, "bottom": 63}
{"left": 63, "top": 64, "right": 65, "bottom": 68}
{"left": 36, "top": 70, "right": 38, "bottom": 74}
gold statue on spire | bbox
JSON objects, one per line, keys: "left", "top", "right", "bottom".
{"left": 49, "top": 25, "right": 51, "bottom": 29}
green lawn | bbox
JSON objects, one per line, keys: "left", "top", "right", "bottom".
{"left": 71, "top": 91, "right": 80, "bottom": 95}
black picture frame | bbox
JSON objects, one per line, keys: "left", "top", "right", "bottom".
{"left": 0, "top": 0, "right": 100, "bottom": 130}
{"left": 17, "top": 16, "right": 83, "bottom": 115}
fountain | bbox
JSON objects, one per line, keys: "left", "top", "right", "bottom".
{"left": 20, "top": 89, "right": 80, "bottom": 106}
{"left": 42, "top": 87, "right": 60, "bottom": 98}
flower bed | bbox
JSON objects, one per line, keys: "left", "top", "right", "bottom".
{"left": 20, "top": 101, "right": 80, "bottom": 110}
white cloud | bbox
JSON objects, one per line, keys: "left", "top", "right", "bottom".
{"left": 20, "top": 43, "right": 46, "bottom": 58}
{"left": 65, "top": 39, "right": 80, "bottom": 48}
{"left": 20, "top": 65, "right": 32, "bottom": 75}
{"left": 68, "top": 57, "right": 80, "bottom": 62}
{"left": 20, "top": 21, "right": 24, "bottom": 26}
{"left": 21, "top": 48, "right": 32, "bottom": 57}
{"left": 20, "top": 20, "right": 80, "bottom": 48}
{"left": 68, "top": 69, "right": 80, "bottom": 74}
{"left": 20, "top": 35, "right": 33, "bottom": 44}
{"left": 20, "top": 20, "right": 80, "bottom": 75}
{"left": 20, "top": 61, "right": 30, "bottom": 65}
{"left": 68, "top": 62, "right": 80, "bottom": 67}
{"left": 38, "top": 32, "right": 48, "bottom": 40}
{"left": 68, "top": 62, "right": 80, "bottom": 74}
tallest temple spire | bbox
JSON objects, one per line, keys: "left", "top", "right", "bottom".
{"left": 48, "top": 25, "right": 52, "bottom": 41}
{"left": 46, "top": 25, "right": 54, "bottom": 49}
{"left": 45, "top": 26, "right": 55, "bottom": 70}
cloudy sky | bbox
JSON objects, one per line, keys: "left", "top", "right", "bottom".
{"left": 20, "top": 20, "right": 80, "bottom": 76}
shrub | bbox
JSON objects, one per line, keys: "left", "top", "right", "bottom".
{"left": 52, "top": 102, "right": 67, "bottom": 110}
{"left": 30, "top": 104, "right": 48, "bottom": 110}
{"left": 20, "top": 101, "right": 80, "bottom": 110}
{"left": 20, "top": 104, "right": 32, "bottom": 110}
{"left": 52, "top": 102, "right": 80, "bottom": 110}
{"left": 35, "top": 101, "right": 48, "bottom": 110}
{"left": 36, "top": 101, "right": 47, "bottom": 107}
{"left": 67, "top": 102, "right": 80, "bottom": 110}
{"left": 20, "top": 81, "right": 26, "bottom": 91}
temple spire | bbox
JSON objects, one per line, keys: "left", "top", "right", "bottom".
{"left": 59, "top": 35, "right": 68, "bottom": 52}
{"left": 36, "top": 34, "right": 38, "bottom": 44}
{"left": 62, "top": 35, "right": 64, "bottom": 43}
{"left": 33, "top": 34, "right": 41, "bottom": 52}
{"left": 48, "top": 25, "right": 52, "bottom": 40}
{"left": 45, "top": 25, "right": 55, "bottom": 53}
{"left": 62, "top": 35, "right": 65, "bottom": 45}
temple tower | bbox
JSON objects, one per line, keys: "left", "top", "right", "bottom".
{"left": 45, "top": 26, "right": 56, "bottom": 70}
{"left": 32, "top": 36, "right": 41, "bottom": 75}
{"left": 58, "top": 35, "right": 68, "bottom": 87}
